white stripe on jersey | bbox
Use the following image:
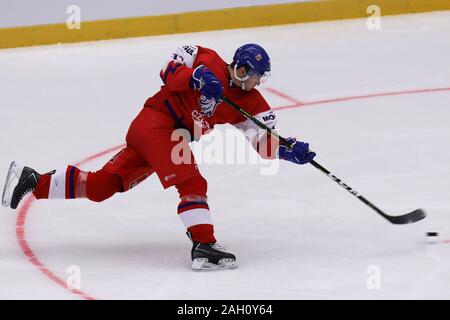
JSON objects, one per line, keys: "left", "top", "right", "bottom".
{"left": 161, "top": 45, "right": 198, "bottom": 74}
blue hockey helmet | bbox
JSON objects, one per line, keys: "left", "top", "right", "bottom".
{"left": 232, "top": 43, "right": 271, "bottom": 80}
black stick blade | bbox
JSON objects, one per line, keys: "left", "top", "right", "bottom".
{"left": 386, "top": 208, "right": 426, "bottom": 224}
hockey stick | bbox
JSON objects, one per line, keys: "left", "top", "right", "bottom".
{"left": 222, "top": 96, "right": 426, "bottom": 225}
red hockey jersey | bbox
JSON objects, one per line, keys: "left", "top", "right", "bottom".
{"left": 144, "top": 45, "right": 277, "bottom": 157}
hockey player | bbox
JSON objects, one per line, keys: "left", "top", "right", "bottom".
{"left": 2, "top": 44, "right": 316, "bottom": 270}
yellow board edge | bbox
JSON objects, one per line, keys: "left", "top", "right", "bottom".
{"left": 1, "top": 0, "right": 449, "bottom": 49}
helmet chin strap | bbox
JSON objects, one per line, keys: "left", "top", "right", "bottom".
{"left": 233, "top": 65, "right": 249, "bottom": 90}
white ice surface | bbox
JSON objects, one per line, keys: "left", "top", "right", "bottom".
{"left": 0, "top": 11, "right": 450, "bottom": 299}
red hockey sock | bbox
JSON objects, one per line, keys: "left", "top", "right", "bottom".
{"left": 187, "top": 224, "right": 216, "bottom": 244}
{"left": 33, "top": 166, "right": 122, "bottom": 202}
{"left": 33, "top": 173, "right": 51, "bottom": 199}
{"left": 176, "top": 175, "right": 214, "bottom": 243}
{"left": 178, "top": 196, "right": 216, "bottom": 243}
{"left": 33, "top": 166, "right": 86, "bottom": 199}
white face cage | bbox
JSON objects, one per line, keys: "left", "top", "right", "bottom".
{"left": 233, "top": 65, "right": 271, "bottom": 90}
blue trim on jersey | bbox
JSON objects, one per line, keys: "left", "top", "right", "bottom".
{"left": 163, "top": 99, "right": 192, "bottom": 140}
{"left": 163, "top": 99, "right": 181, "bottom": 122}
{"left": 178, "top": 201, "right": 209, "bottom": 210}
{"left": 162, "top": 62, "right": 181, "bottom": 83}
{"left": 69, "top": 166, "right": 76, "bottom": 199}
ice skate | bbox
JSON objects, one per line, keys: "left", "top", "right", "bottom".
{"left": 191, "top": 242, "right": 237, "bottom": 270}
{"left": 2, "top": 162, "right": 41, "bottom": 209}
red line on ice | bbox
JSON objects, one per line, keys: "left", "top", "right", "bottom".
{"left": 264, "top": 87, "right": 304, "bottom": 105}
{"left": 16, "top": 85, "right": 450, "bottom": 299}
{"left": 16, "top": 144, "right": 125, "bottom": 300}
{"left": 266, "top": 87, "right": 450, "bottom": 111}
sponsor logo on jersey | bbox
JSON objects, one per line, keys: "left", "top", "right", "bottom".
{"left": 262, "top": 114, "right": 275, "bottom": 122}
{"left": 164, "top": 173, "right": 176, "bottom": 182}
{"left": 182, "top": 45, "right": 196, "bottom": 56}
{"left": 191, "top": 110, "right": 211, "bottom": 130}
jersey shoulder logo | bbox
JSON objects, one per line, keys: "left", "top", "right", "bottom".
{"left": 182, "top": 45, "right": 197, "bottom": 56}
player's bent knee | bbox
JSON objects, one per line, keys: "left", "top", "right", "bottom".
{"left": 86, "top": 170, "right": 122, "bottom": 202}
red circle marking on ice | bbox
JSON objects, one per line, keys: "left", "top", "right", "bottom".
{"left": 16, "top": 87, "right": 450, "bottom": 299}
{"left": 16, "top": 144, "right": 125, "bottom": 300}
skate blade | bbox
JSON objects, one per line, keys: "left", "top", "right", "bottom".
{"left": 192, "top": 258, "right": 238, "bottom": 271}
{"left": 2, "top": 161, "right": 22, "bottom": 208}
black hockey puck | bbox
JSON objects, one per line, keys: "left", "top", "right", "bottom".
{"left": 426, "top": 232, "right": 439, "bottom": 237}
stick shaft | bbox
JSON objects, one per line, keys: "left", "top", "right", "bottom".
{"left": 223, "top": 96, "right": 390, "bottom": 220}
